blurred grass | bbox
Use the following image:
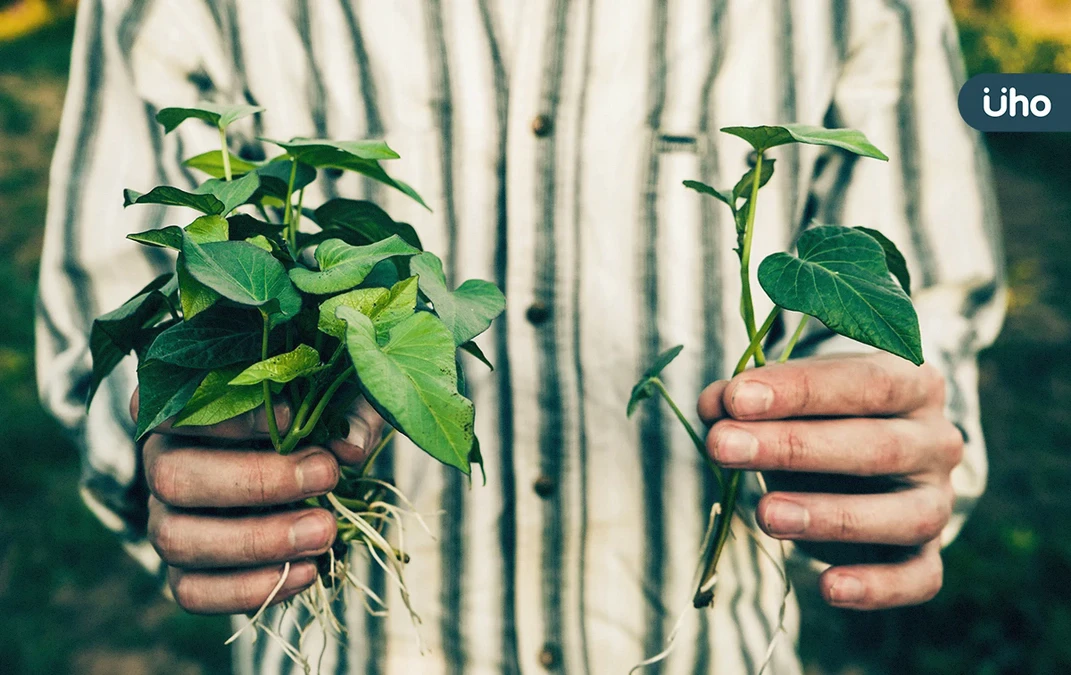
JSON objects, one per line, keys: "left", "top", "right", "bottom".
{"left": 1, "top": 4, "right": 1070, "bottom": 675}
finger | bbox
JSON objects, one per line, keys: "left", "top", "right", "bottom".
{"left": 329, "top": 398, "right": 387, "bottom": 465}
{"left": 707, "top": 415, "right": 963, "bottom": 476}
{"left": 756, "top": 484, "right": 953, "bottom": 546}
{"left": 697, "top": 380, "right": 730, "bottom": 425}
{"left": 722, "top": 353, "right": 944, "bottom": 421}
{"left": 132, "top": 388, "right": 292, "bottom": 440}
{"left": 168, "top": 561, "right": 318, "bottom": 615}
{"left": 143, "top": 436, "right": 339, "bottom": 508}
{"left": 148, "top": 498, "right": 336, "bottom": 568}
{"left": 819, "top": 540, "right": 944, "bottom": 610}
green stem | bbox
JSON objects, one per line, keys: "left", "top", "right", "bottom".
{"left": 282, "top": 159, "right": 299, "bottom": 249}
{"left": 694, "top": 469, "right": 742, "bottom": 608}
{"left": 733, "top": 307, "right": 781, "bottom": 375}
{"left": 279, "top": 365, "right": 356, "bottom": 454}
{"left": 260, "top": 312, "right": 281, "bottom": 451}
{"left": 740, "top": 150, "right": 765, "bottom": 362}
{"left": 360, "top": 428, "right": 398, "bottom": 477}
{"left": 651, "top": 379, "right": 723, "bottom": 488}
{"left": 219, "top": 126, "right": 232, "bottom": 182}
{"left": 779, "top": 315, "right": 810, "bottom": 363}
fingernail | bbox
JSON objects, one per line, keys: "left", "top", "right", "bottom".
{"left": 732, "top": 381, "right": 773, "bottom": 417}
{"left": 713, "top": 428, "right": 759, "bottom": 465}
{"left": 290, "top": 512, "right": 332, "bottom": 552}
{"left": 829, "top": 575, "right": 865, "bottom": 604}
{"left": 296, "top": 452, "right": 338, "bottom": 495}
{"left": 281, "top": 562, "right": 317, "bottom": 592}
{"left": 255, "top": 404, "right": 291, "bottom": 434}
{"left": 764, "top": 499, "right": 809, "bottom": 535}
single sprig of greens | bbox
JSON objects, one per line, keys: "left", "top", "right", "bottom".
{"left": 630, "top": 123, "right": 918, "bottom": 610}
{"left": 87, "top": 102, "right": 506, "bottom": 660}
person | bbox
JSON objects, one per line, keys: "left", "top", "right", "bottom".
{"left": 36, "top": 1, "right": 1004, "bottom": 673}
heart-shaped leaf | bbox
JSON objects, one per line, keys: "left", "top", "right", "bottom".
{"left": 317, "top": 276, "right": 418, "bottom": 340}
{"left": 410, "top": 252, "right": 506, "bottom": 345}
{"left": 627, "top": 345, "right": 683, "bottom": 417}
{"left": 185, "top": 214, "right": 229, "bottom": 243}
{"left": 182, "top": 236, "right": 302, "bottom": 321}
{"left": 721, "top": 124, "right": 889, "bottom": 160}
{"left": 183, "top": 150, "right": 260, "bottom": 177}
{"left": 289, "top": 236, "right": 420, "bottom": 295}
{"left": 338, "top": 307, "right": 473, "bottom": 473}
{"left": 853, "top": 226, "right": 912, "bottom": 297}
{"left": 177, "top": 258, "right": 220, "bottom": 318}
{"left": 731, "top": 158, "right": 776, "bottom": 202}
{"left": 229, "top": 344, "right": 322, "bottom": 385}
{"left": 124, "top": 186, "right": 224, "bottom": 215}
{"left": 134, "top": 360, "right": 207, "bottom": 440}
{"left": 173, "top": 367, "right": 264, "bottom": 427}
{"left": 145, "top": 310, "right": 262, "bottom": 368}
{"left": 253, "top": 159, "right": 317, "bottom": 201}
{"left": 757, "top": 225, "right": 923, "bottom": 364}
{"left": 311, "top": 199, "right": 422, "bottom": 250}
{"left": 460, "top": 341, "right": 494, "bottom": 370}
{"left": 127, "top": 226, "right": 183, "bottom": 250}
{"left": 156, "top": 102, "right": 264, "bottom": 133}
{"left": 193, "top": 171, "right": 261, "bottom": 215}
{"left": 88, "top": 274, "right": 177, "bottom": 406}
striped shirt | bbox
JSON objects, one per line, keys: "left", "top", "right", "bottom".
{"left": 36, "top": 0, "right": 1005, "bottom": 673}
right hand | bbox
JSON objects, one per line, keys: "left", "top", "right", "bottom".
{"left": 131, "top": 390, "right": 381, "bottom": 614}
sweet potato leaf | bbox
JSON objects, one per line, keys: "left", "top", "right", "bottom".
{"left": 229, "top": 344, "right": 322, "bottom": 386}
{"left": 145, "top": 310, "right": 262, "bottom": 368}
{"left": 134, "top": 360, "right": 207, "bottom": 440}
{"left": 410, "top": 252, "right": 505, "bottom": 346}
{"left": 289, "top": 236, "right": 419, "bottom": 295}
{"left": 854, "top": 226, "right": 912, "bottom": 297}
{"left": 721, "top": 124, "right": 889, "bottom": 160}
{"left": 627, "top": 345, "right": 683, "bottom": 417}
{"left": 173, "top": 367, "right": 264, "bottom": 428}
{"left": 311, "top": 199, "right": 422, "bottom": 249}
{"left": 156, "top": 102, "right": 264, "bottom": 133}
{"left": 182, "top": 236, "right": 302, "bottom": 321}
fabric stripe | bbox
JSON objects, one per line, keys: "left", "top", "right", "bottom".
{"left": 422, "top": 2, "right": 466, "bottom": 672}
{"left": 535, "top": 0, "right": 571, "bottom": 660}
{"left": 886, "top": 0, "right": 935, "bottom": 287}
{"left": 638, "top": 0, "right": 670, "bottom": 663}
{"left": 336, "top": 0, "right": 383, "bottom": 138}
{"left": 473, "top": 0, "right": 521, "bottom": 670}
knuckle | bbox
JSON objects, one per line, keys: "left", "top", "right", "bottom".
{"left": 862, "top": 361, "right": 898, "bottom": 411}
{"left": 147, "top": 452, "right": 182, "bottom": 505}
{"left": 777, "top": 425, "right": 809, "bottom": 469}
{"left": 149, "top": 511, "right": 180, "bottom": 562}
{"left": 921, "top": 365, "right": 947, "bottom": 406}
{"left": 914, "top": 488, "right": 953, "bottom": 542}
{"left": 169, "top": 569, "right": 200, "bottom": 612}
{"left": 940, "top": 424, "right": 966, "bottom": 468}
{"left": 791, "top": 370, "right": 813, "bottom": 413}
{"left": 835, "top": 506, "right": 863, "bottom": 540}
{"left": 922, "top": 554, "right": 945, "bottom": 602}
{"left": 239, "top": 453, "right": 275, "bottom": 504}
{"left": 240, "top": 523, "right": 271, "bottom": 563}
{"left": 874, "top": 432, "right": 908, "bottom": 475}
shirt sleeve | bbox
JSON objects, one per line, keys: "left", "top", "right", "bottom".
{"left": 35, "top": 0, "right": 227, "bottom": 573}
{"left": 793, "top": 0, "right": 1006, "bottom": 545}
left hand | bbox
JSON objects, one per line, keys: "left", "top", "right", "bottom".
{"left": 697, "top": 352, "right": 964, "bottom": 611}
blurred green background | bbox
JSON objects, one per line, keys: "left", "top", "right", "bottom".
{"left": 1, "top": 1, "right": 1069, "bottom": 674}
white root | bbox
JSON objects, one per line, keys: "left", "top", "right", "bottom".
{"left": 225, "top": 561, "right": 292, "bottom": 646}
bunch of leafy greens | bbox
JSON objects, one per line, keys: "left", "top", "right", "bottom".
{"left": 628, "top": 124, "right": 920, "bottom": 618}
{"left": 88, "top": 104, "right": 504, "bottom": 644}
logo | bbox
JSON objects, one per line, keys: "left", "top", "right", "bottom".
{"left": 959, "top": 74, "right": 1071, "bottom": 132}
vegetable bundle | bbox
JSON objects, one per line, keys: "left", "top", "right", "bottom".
{"left": 89, "top": 103, "right": 504, "bottom": 661}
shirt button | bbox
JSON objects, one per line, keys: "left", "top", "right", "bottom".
{"left": 746, "top": 149, "right": 759, "bottom": 168}
{"left": 526, "top": 302, "right": 551, "bottom": 325}
{"left": 533, "top": 475, "right": 556, "bottom": 499}
{"left": 531, "top": 114, "right": 554, "bottom": 138}
{"left": 538, "top": 644, "right": 561, "bottom": 670}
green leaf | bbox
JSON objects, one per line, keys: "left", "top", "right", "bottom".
{"left": 311, "top": 199, "right": 422, "bottom": 249}
{"left": 145, "top": 310, "right": 262, "bottom": 368}
{"left": 317, "top": 276, "right": 418, "bottom": 339}
{"left": 177, "top": 256, "right": 220, "bottom": 318}
{"left": 731, "top": 158, "right": 776, "bottom": 203}
{"left": 854, "top": 226, "right": 912, "bottom": 297}
{"left": 683, "top": 180, "right": 733, "bottom": 208}
{"left": 229, "top": 344, "right": 322, "bottom": 385}
{"left": 193, "top": 171, "right": 261, "bottom": 215}
{"left": 460, "top": 341, "right": 494, "bottom": 370}
{"left": 124, "top": 186, "right": 224, "bottom": 215}
{"left": 289, "top": 236, "right": 420, "bottom": 295}
{"left": 173, "top": 367, "right": 264, "bottom": 428}
{"left": 410, "top": 252, "right": 506, "bottom": 346}
{"left": 254, "top": 159, "right": 317, "bottom": 201}
{"left": 245, "top": 235, "right": 273, "bottom": 251}
{"left": 182, "top": 236, "right": 302, "bottom": 321}
{"left": 338, "top": 307, "right": 474, "bottom": 473}
{"left": 183, "top": 150, "right": 260, "bottom": 178}
{"left": 134, "top": 360, "right": 207, "bottom": 440}
{"left": 757, "top": 225, "right": 923, "bottom": 365}
{"left": 127, "top": 226, "right": 183, "bottom": 250}
{"left": 720, "top": 124, "right": 889, "bottom": 160}
{"left": 469, "top": 436, "right": 487, "bottom": 487}
{"left": 627, "top": 345, "right": 683, "bottom": 417}
{"left": 88, "top": 274, "right": 177, "bottom": 406}
{"left": 156, "top": 102, "right": 264, "bottom": 133}
{"left": 185, "top": 214, "right": 229, "bottom": 243}
{"left": 228, "top": 214, "right": 285, "bottom": 241}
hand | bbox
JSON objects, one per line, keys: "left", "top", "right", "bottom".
{"left": 697, "top": 352, "right": 964, "bottom": 611}
{"left": 131, "top": 391, "right": 385, "bottom": 614}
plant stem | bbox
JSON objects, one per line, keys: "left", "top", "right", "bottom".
{"left": 280, "top": 365, "right": 356, "bottom": 454}
{"left": 740, "top": 150, "right": 765, "bottom": 363}
{"left": 652, "top": 379, "right": 723, "bottom": 488}
{"left": 733, "top": 307, "right": 781, "bottom": 375}
{"left": 219, "top": 126, "right": 232, "bottom": 182}
{"left": 360, "top": 428, "right": 398, "bottom": 477}
{"left": 694, "top": 469, "right": 741, "bottom": 607}
{"left": 283, "top": 159, "right": 299, "bottom": 249}
{"left": 778, "top": 315, "right": 809, "bottom": 363}
{"left": 260, "top": 312, "right": 281, "bottom": 450}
